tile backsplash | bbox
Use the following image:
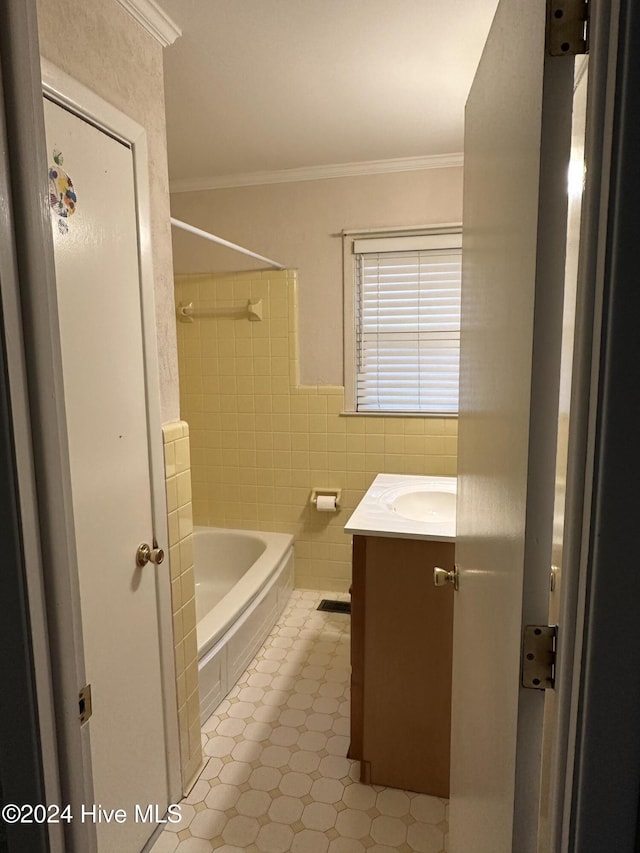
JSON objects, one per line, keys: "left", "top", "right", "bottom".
{"left": 175, "top": 270, "right": 457, "bottom": 590}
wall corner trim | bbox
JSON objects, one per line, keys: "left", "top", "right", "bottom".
{"left": 115, "top": 0, "right": 182, "bottom": 47}
{"left": 169, "top": 152, "right": 465, "bottom": 194}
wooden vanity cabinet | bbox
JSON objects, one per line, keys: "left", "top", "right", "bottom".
{"left": 349, "top": 534, "right": 454, "bottom": 797}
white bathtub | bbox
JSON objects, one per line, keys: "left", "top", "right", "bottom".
{"left": 193, "top": 526, "right": 294, "bottom": 723}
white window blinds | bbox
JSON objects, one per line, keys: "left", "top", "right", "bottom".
{"left": 353, "top": 234, "right": 462, "bottom": 414}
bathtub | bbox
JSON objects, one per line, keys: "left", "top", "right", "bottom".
{"left": 193, "top": 526, "right": 294, "bottom": 723}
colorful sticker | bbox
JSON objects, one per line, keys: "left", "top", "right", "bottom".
{"left": 49, "top": 150, "right": 77, "bottom": 235}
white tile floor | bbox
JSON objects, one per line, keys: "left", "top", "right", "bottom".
{"left": 152, "top": 590, "right": 448, "bottom": 853}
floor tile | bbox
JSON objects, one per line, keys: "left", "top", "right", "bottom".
{"left": 152, "top": 590, "right": 447, "bottom": 853}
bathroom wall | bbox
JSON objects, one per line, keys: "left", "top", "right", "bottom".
{"left": 175, "top": 270, "right": 457, "bottom": 591}
{"left": 170, "top": 166, "right": 463, "bottom": 386}
{"left": 162, "top": 422, "right": 202, "bottom": 790}
{"left": 37, "top": 0, "right": 180, "bottom": 423}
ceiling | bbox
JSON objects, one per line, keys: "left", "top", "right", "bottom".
{"left": 161, "top": 0, "right": 499, "bottom": 190}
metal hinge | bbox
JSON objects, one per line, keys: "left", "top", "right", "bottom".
{"left": 547, "top": 0, "right": 589, "bottom": 56}
{"left": 522, "top": 625, "right": 557, "bottom": 690}
{"left": 79, "top": 684, "right": 92, "bottom": 724}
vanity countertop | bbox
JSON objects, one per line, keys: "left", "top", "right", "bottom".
{"left": 344, "top": 473, "right": 457, "bottom": 542}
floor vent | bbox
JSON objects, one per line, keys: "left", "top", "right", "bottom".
{"left": 317, "top": 599, "right": 351, "bottom": 614}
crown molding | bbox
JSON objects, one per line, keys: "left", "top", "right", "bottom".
{"left": 169, "top": 152, "right": 464, "bottom": 194}
{"left": 115, "top": 0, "right": 181, "bottom": 47}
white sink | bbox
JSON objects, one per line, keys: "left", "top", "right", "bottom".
{"left": 386, "top": 489, "right": 456, "bottom": 523}
{"left": 344, "top": 473, "right": 457, "bottom": 542}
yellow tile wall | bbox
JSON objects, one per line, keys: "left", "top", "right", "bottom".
{"left": 175, "top": 271, "right": 457, "bottom": 591}
{"left": 162, "top": 420, "right": 202, "bottom": 791}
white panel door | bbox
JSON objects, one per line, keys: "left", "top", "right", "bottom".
{"left": 448, "top": 1, "right": 577, "bottom": 850}
{"left": 44, "top": 97, "right": 168, "bottom": 853}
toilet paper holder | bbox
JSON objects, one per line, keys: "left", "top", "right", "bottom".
{"left": 310, "top": 488, "right": 341, "bottom": 509}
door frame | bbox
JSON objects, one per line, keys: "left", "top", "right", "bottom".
{"left": 568, "top": 0, "right": 640, "bottom": 848}
{"left": 0, "top": 57, "right": 52, "bottom": 847}
{"left": 40, "top": 57, "right": 182, "bottom": 814}
{"left": 537, "top": 2, "right": 621, "bottom": 848}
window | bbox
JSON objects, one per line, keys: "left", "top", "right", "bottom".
{"left": 343, "top": 228, "right": 462, "bottom": 415}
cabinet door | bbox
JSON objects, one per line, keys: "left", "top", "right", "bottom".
{"left": 360, "top": 536, "right": 454, "bottom": 796}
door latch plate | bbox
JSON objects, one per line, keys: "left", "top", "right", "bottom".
{"left": 522, "top": 625, "right": 557, "bottom": 689}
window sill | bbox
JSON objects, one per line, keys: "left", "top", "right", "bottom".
{"left": 339, "top": 410, "right": 458, "bottom": 419}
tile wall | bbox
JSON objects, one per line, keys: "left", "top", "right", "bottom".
{"left": 175, "top": 271, "right": 457, "bottom": 590}
{"left": 162, "top": 421, "right": 203, "bottom": 790}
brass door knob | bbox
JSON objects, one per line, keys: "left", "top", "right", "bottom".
{"left": 433, "top": 565, "right": 459, "bottom": 590}
{"left": 136, "top": 543, "right": 165, "bottom": 567}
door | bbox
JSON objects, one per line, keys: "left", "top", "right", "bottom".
{"left": 448, "top": 1, "right": 577, "bottom": 850}
{"left": 43, "top": 97, "right": 169, "bottom": 853}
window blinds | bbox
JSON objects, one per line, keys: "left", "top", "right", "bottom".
{"left": 354, "top": 242, "right": 462, "bottom": 414}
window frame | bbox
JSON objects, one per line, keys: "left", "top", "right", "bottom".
{"left": 342, "top": 224, "right": 463, "bottom": 416}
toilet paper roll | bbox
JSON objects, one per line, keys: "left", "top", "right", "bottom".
{"left": 316, "top": 495, "right": 337, "bottom": 512}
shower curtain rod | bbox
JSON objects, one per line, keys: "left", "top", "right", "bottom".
{"left": 170, "top": 217, "right": 285, "bottom": 270}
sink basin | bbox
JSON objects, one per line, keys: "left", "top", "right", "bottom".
{"left": 344, "top": 473, "right": 457, "bottom": 541}
{"left": 388, "top": 489, "right": 456, "bottom": 523}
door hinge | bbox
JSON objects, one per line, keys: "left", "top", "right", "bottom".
{"left": 547, "top": 0, "right": 589, "bottom": 56}
{"left": 79, "top": 684, "right": 92, "bottom": 724}
{"left": 522, "top": 625, "right": 557, "bottom": 690}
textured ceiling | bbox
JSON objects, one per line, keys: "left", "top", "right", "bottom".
{"left": 161, "top": 0, "right": 499, "bottom": 187}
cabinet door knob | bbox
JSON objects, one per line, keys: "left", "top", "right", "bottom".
{"left": 433, "top": 565, "right": 459, "bottom": 590}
